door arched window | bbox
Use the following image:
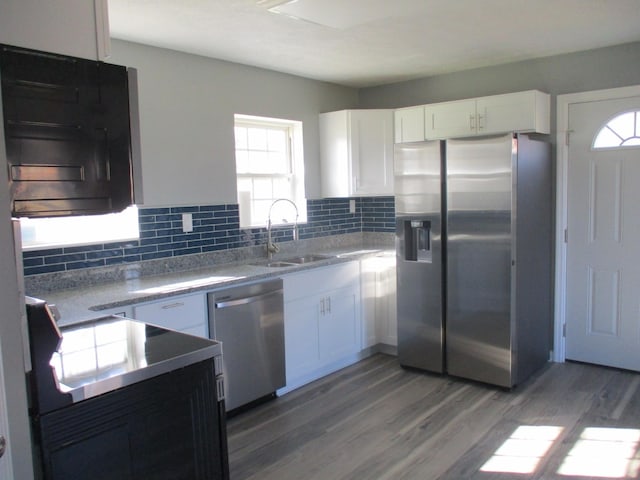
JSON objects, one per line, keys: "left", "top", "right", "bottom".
{"left": 593, "top": 110, "right": 640, "bottom": 149}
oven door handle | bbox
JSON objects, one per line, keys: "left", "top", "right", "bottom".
{"left": 214, "top": 290, "right": 281, "bottom": 309}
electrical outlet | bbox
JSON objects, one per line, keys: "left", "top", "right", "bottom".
{"left": 349, "top": 199, "right": 356, "bottom": 214}
{"left": 182, "top": 213, "right": 193, "bottom": 233}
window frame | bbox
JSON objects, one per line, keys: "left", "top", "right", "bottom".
{"left": 234, "top": 114, "right": 307, "bottom": 229}
{"left": 592, "top": 109, "right": 640, "bottom": 150}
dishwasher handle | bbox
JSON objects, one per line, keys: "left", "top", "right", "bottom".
{"left": 214, "top": 289, "right": 282, "bottom": 309}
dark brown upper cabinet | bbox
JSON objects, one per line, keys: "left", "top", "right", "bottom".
{"left": 0, "top": 44, "right": 136, "bottom": 218}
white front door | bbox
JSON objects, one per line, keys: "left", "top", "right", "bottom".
{"left": 565, "top": 96, "right": 640, "bottom": 371}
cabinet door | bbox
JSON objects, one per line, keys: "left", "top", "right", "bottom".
{"left": 38, "top": 360, "right": 226, "bottom": 480}
{"left": 425, "top": 99, "right": 477, "bottom": 139}
{"left": 376, "top": 260, "right": 398, "bottom": 346}
{"left": 320, "top": 109, "right": 394, "bottom": 197}
{"left": 0, "top": 0, "right": 110, "bottom": 60}
{"left": 350, "top": 110, "right": 394, "bottom": 195}
{"left": 319, "top": 110, "right": 350, "bottom": 197}
{"left": 133, "top": 294, "right": 208, "bottom": 337}
{"left": 394, "top": 106, "right": 425, "bottom": 143}
{"left": 283, "top": 296, "right": 321, "bottom": 382}
{"left": 318, "top": 287, "right": 360, "bottom": 363}
{"left": 359, "top": 259, "right": 378, "bottom": 348}
{"left": 477, "top": 90, "right": 550, "bottom": 135}
{"left": 282, "top": 261, "right": 362, "bottom": 389}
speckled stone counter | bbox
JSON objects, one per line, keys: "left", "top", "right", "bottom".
{"left": 26, "top": 233, "right": 394, "bottom": 326}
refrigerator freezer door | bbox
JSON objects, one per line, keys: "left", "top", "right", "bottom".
{"left": 446, "top": 134, "right": 514, "bottom": 387}
{"left": 394, "top": 141, "right": 443, "bottom": 215}
{"left": 395, "top": 141, "right": 444, "bottom": 373}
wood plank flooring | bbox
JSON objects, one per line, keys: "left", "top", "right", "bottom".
{"left": 227, "top": 354, "right": 640, "bottom": 480}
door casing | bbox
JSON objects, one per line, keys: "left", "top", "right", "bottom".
{"left": 554, "top": 85, "right": 640, "bottom": 362}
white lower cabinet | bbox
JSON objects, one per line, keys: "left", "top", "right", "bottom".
{"left": 132, "top": 293, "right": 208, "bottom": 338}
{"left": 361, "top": 254, "right": 397, "bottom": 348}
{"left": 281, "top": 262, "right": 362, "bottom": 392}
{"left": 283, "top": 296, "right": 321, "bottom": 382}
{"left": 318, "top": 288, "right": 360, "bottom": 362}
{"left": 375, "top": 258, "right": 397, "bottom": 346}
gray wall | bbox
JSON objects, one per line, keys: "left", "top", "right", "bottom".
{"left": 109, "top": 40, "right": 359, "bottom": 206}
{"left": 109, "top": 40, "right": 640, "bottom": 208}
{"left": 359, "top": 42, "right": 640, "bottom": 109}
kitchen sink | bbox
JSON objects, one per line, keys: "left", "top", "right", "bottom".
{"left": 281, "top": 254, "right": 334, "bottom": 264}
{"left": 252, "top": 254, "right": 335, "bottom": 268}
{"left": 261, "top": 261, "right": 298, "bottom": 268}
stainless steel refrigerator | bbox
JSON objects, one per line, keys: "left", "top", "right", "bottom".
{"left": 395, "top": 133, "right": 552, "bottom": 388}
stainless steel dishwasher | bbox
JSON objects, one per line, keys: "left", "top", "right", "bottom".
{"left": 207, "top": 278, "right": 285, "bottom": 411}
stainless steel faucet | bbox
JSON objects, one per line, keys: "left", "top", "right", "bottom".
{"left": 266, "top": 198, "right": 299, "bottom": 260}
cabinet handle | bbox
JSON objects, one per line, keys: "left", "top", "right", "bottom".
{"left": 161, "top": 302, "right": 185, "bottom": 310}
{"left": 216, "top": 377, "right": 226, "bottom": 402}
{"left": 214, "top": 290, "right": 281, "bottom": 309}
{"left": 320, "top": 298, "right": 325, "bottom": 315}
{"left": 326, "top": 296, "right": 331, "bottom": 314}
{"left": 469, "top": 113, "right": 475, "bottom": 131}
{"left": 478, "top": 113, "right": 485, "bottom": 130}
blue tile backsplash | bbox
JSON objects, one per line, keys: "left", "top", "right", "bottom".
{"left": 23, "top": 197, "right": 395, "bottom": 276}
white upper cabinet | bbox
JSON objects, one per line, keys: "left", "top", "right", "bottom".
{"left": 320, "top": 109, "right": 394, "bottom": 197}
{"left": 424, "top": 90, "right": 550, "bottom": 140}
{"left": 477, "top": 90, "right": 550, "bottom": 135}
{"left": 424, "top": 99, "right": 477, "bottom": 140}
{"left": 394, "top": 106, "right": 426, "bottom": 143}
{"left": 0, "top": 0, "right": 111, "bottom": 60}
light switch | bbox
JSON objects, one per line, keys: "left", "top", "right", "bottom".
{"left": 182, "top": 213, "right": 193, "bottom": 233}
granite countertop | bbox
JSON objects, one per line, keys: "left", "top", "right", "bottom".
{"left": 27, "top": 237, "right": 395, "bottom": 326}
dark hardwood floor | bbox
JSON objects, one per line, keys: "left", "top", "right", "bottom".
{"left": 227, "top": 354, "right": 640, "bottom": 480}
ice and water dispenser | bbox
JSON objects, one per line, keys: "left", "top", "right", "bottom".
{"left": 399, "top": 219, "right": 432, "bottom": 263}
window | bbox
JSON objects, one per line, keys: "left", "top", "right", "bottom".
{"left": 234, "top": 114, "right": 306, "bottom": 228}
{"left": 19, "top": 205, "right": 139, "bottom": 251}
{"left": 593, "top": 110, "right": 640, "bottom": 149}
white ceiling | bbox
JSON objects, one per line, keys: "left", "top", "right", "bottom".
{"left": 108, "top": 0, "right": 640, "bottom": 88}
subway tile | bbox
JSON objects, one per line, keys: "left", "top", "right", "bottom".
{"left": 139, "top": 207, "right": 171, "bottom": 216}
{"left": 171, "top": 206, "right": 199, "bottom": 214}
{"left": 24, "top": 264, "right": 66, "bottom": 276}
{"left": 87, "top": 249, "right": 124, "bottom": 260}
{"left": 173, "top": 247, "right": 201, "bottom": 256}
{"left": 23, "top": 248, "right": 63, "bottom": 258}
{"left": 45, "top": 253, "right": 86, "bottom": 265}
{"left": 141, "top": 251, "right": 173, "bottom": 261}
{"left": 23, "top": 197, "right": 396, "bottom": 276}
{"left": 66, "top": 259, "right": 106, "bottom": 270}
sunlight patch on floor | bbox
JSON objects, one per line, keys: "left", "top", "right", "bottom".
{"left": 480, "top": 425, "right": 564, "bottom": 474}
{"left": 558, "top": 427, "right": 640, "bottom": 478}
